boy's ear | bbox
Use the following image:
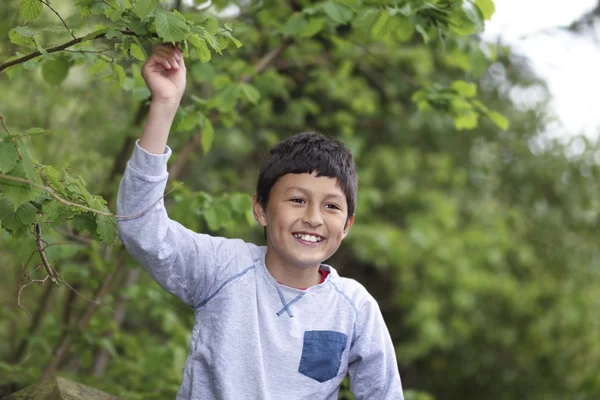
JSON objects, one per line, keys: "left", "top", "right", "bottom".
{"left": 252, "top": 194, "right": 268, "bottom": 227}
{"left": 342, "top": 214, "right": 355, "bottom": 239}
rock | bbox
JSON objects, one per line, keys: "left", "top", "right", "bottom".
{"left": 1, "top": 376, "right": 122, "bottom": 400}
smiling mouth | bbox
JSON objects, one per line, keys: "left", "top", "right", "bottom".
{"left": 292, "top": 233, "right": 325, "bottom": 243}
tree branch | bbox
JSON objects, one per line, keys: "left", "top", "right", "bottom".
{"left": 0, "top": 173, "right": 176, "bottom": 220}
{"left": 0, "top": 30, "right": 137, "bottom": 73}
{"left": 40, "top": 0, "right": 76, "bottom": 40}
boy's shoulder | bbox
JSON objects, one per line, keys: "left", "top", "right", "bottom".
{"left": 327, "top": 267, "right": 379, "bottom": 312}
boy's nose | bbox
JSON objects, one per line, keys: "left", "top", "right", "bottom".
{"left": 302, "top": 205, "right": 323, "bottom": 226}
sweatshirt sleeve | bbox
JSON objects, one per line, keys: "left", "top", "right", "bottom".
{"left": 348, "top": 295, "right": 404, "bottom": 400}
{"left": 116, "top": 141, "right": 245, "bottom": 308}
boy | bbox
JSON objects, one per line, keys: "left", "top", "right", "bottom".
{"left": 117, "top": 44, "right": 403, "bottom": 399}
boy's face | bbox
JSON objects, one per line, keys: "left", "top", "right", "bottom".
{"left": 253, "top": 172, "right": 354, "bottom": 271}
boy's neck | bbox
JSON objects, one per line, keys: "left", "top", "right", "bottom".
{"left": 265, "top": 257, "right": 322, "bottom": 289}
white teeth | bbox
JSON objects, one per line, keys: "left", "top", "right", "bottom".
{"left": 294, "top": 233, "right": 322, "bottom": 243}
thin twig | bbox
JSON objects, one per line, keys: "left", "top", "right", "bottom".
{"left": 63, "top": 48, "right": 113, "bottom": 54}
{"left": 0, "top": 173, "right": 177, "bottom": 219}
{"left": 16, "top": 228, "right": 111, "bottom": 318}
{"left": 241, "top": 38, "right": 293, "bottom": 83}
{"left": 0, "top": 115, "right": 11, "bottom": 134}
{"left": 34, "top": 224, "right": 59, "bottom": 285}
{"left": 40, "top": 0, "right": 76, "bottom": 40}
{"left": 0, "top": 30, "right": 137, "bottom": 73}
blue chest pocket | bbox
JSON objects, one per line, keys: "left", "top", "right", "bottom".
{"left": 298, "top": 330, "right": 348, "bottom": 383}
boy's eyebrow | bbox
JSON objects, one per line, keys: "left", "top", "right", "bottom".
{"left": 286, "top": 186, "right": 344, "bottom": 201}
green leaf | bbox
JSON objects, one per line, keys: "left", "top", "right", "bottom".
{"left": 371, "top": 10, "right": 391, "bottom": 38}
{"left": 392, "top": 17, "right": 415, "bottom": 41}
{"left": 299, "top": 17, "right": 326, "bottom": 38}
{"left": 20, "top": 0, "right": 43, "bottom": 22}
{"left": 203, "top": 29, "right": 221, "bottom": 54}
{"left": 464, "top": 3, "right": 485, "bottom": 33}
{"left": 352, "top": 9, "right": 379, "bottom": 33}
{"left": 175, "top": 111, "right": 201, "bottom": 132}
{"left": 476, "top": 0, "right": 495, "bottom": 20}
{"left": 40, "top": 165, "right": 65, "bottom": 192}
{"left": 0, "top": 197, "right": 20, "bottom": 232}
{"left": 216, "top": 85, "right": 239, "bottom": 112}
{"left": 96, "top": 214, "right": 118, "bottom": 243}
{"left": 73, "top": 213, "right": 97, "bottom": 236}
{"left": 155, "top": 9, "right": 190, "bottom": 43}
{"left": 134, "top": 0, "right": 158, "bottom": 19}
{"left": 42, "top": 199, "right": 60, "bottom": 221}
{"left": 203, "top": 18, "right": 219, "bottom": 35}
{"left": 488, "top": 111, "right": 509, "bottom": 131}
{"left": 113, "top": 63, "right": 126, "bottom": 86}
{"left": 323, "top": 3, "right": 352, "bottom": 24}
{"left": 239, "top": 83, "right": 261, "bottom": 105}
{"left": 218, "top": 30, "right": 242, "bottom": 48}
{"left": 9, "top": 27, "right": 35, "bottom": 46}
{"left": 449, "top": 4, "right": 482, "bottom": 35}
{"left": 105, "top": 7, "right": 122, "bottom": 21}
{"left": 415, "top": 24, "right": 430, "bottom": 43}
{"left": 451, "top": 80, "right": 477, "bottom": 98}
{"left": 42, "top": 55, "right": 70, "bottom": 86}
{"left": 453, "top": 111, "right": 479, "bottom": 130}
{"left": 76, "top": 0, "right": 92, "bottom": 16}
{"left": 129, "top": 43, "right": 146, "bottom": 61}
{"left": 203, "top": 206, "right": 219, "bottom": 231}
{"left": 16, "top": 202, "right": 36, "bottom": 225}
{"left": 0, "top": 142, "right": 19, "bottom": 173}
{"left": 201, "top": 115, "right": 214, "bottom": 154}
{"left": 282, "top": 13, "right": 306, "bottom": 36}
{"left": 188, "top": 34, "right": 211, "bottom": 63}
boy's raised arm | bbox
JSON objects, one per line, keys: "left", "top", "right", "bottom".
{"left": 117, "top": 45, "right": 244, "bottom": 308}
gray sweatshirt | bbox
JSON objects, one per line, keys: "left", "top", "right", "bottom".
{"left": 117, "top": 142, "right": 404, "bottom": 400}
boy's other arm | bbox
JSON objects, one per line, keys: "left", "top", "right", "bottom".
{"left": 348, "top": 296, "right": 404, "bottom": 400}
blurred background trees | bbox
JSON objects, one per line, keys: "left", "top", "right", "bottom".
{"left": 1, "top": 0, "right": 599, "bottom": 399}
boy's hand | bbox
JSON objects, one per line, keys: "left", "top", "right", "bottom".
{"left": 142, "top": 44, "right": 186, "bottom": 106}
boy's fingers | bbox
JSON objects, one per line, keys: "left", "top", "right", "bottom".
{"left": 148, "top": 45, "right": 184, "bottom": 70}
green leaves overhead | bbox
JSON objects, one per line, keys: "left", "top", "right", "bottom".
{"left": 20, "top": 0, "right": 43, "bottom": 22}
{"left": 322, "top": 3, "right": 353, "bottom": 25}
{"left": 15, "top": 202, "right": 37, "bottom": 225}
{"left": 476, "top": 0, "right": 496, "bottom": 20}
{"left": 200, "top": 115, "right": 214, "bottom": 154}
{"left": 96, "top": 214, "right": 118, "bottom": 243}
{"left": 412, "top": 81, "right": 509, "bottom": 131}
{"left": 134, "top": 0, "right": 158, "bottom": 20}
{"left": 188, "top": 34, "right": 211, "bottom": 63}
{"left": 0, "top": 142, "right": 19, "bottom": 173}
{"left": 239, "top": 83, "right": 260, "bottom": 105}
{"left": 451, "top": 80, "right": 477, "bottom": 98}
{"left": 155, "top": 9, "right": 190, "bottom": 43}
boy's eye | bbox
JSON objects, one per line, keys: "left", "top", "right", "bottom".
{"left": 290, "top": 198, "right": 305, "bottom": 204}
{"left": 325, "top": 203, "right": 341, "bottom": 210}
